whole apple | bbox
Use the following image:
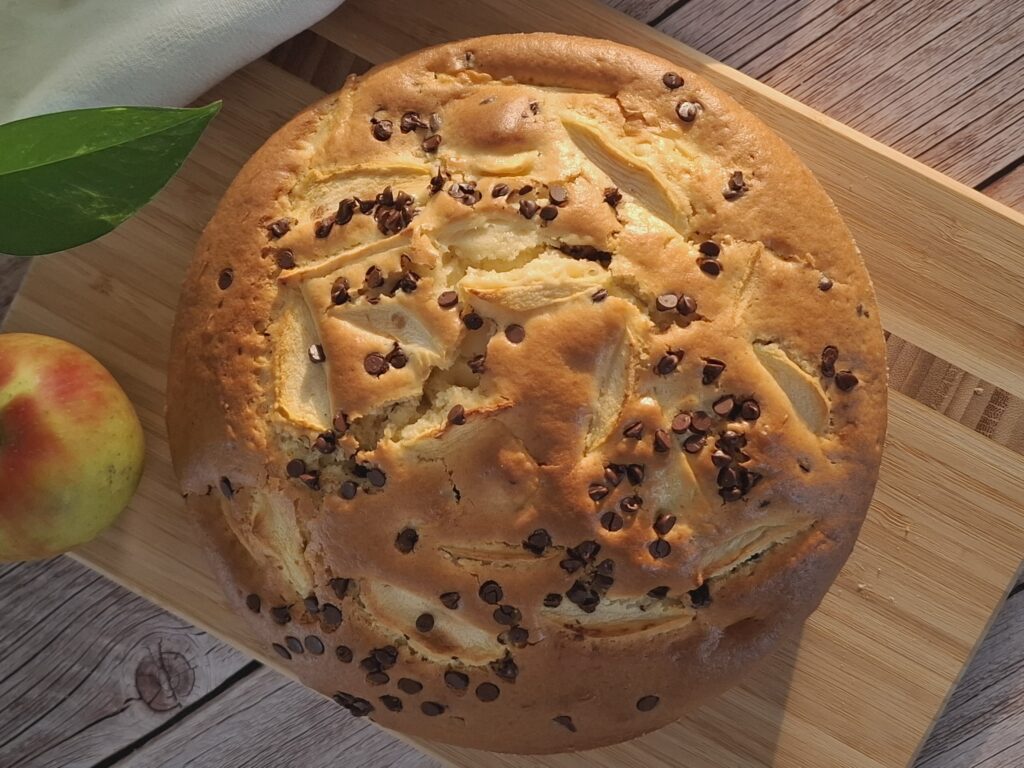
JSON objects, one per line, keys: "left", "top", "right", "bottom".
{"left": 0, "top": 333, "right": 145, "bottom": 561}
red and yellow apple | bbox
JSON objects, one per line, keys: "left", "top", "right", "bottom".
{"left": 0, "top": 333, "right": 145, "bottom": 561}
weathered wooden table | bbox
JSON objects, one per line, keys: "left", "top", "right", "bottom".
{"left": 2, "top": 1, "right": 1022, "bottom": 766}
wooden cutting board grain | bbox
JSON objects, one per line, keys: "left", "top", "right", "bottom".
{"left": 3, "top": 1, "right": 1024, "bottom": 765}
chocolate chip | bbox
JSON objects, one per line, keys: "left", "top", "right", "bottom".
{"left": 505, "top": 324, "right": 526, "bottom": 343}
{"left": 364, "top": 265, "right": 384, "bottom": 289}
{"left": 493, "top": 605, "right": 521, "bottom": 625}
{"left": 490, "top": 656, "right": 519, "bottom": 681}
{"left": 529, "top": 100, "right": 540, "bottom": 115}
{"left": 654, "top": 429, "right": 671, "bottom": 453}
{"left": 308, "top": 344, "right": 326, "bottom": 363}
{"left": 339, "top": 481, "right": 358, "bottom": 500}
{"left": 329, "top": 277, "right": 350, "bottom": 306}
{"left": 649, "top": 539, "right": 672, "bottom": 559}
{"left": 285, "top": 636, "right": 304, "bottom": 654}
{"left": 447, "top": 404, "right": 467, "bottom": 425}
{"left": 653, "top": 514, "right": 677, "bottom": 535}
{"left": 467, "top": 353, "right": 486, "bottom": 375}
{"left": 543, "top": 593, "right": 563, "bottom": 608}
{"left": 821, "top": 345, "right": 839, "bottom": 377}
{"left": 604, "top": 464, "right": 625, "bottom": 487}
{"left": 357, "top": 197, "right": 376, "bottom": 214}
{"left": 504, "top": 626, "right": 529, "bottom": 647}
{"left": 600, "top": 511, "right": 624, "bottom": 532}
{"left": 275, "top": 249, "right": 296, "bottom": 270}
{"left": 217, "top": 268, "right": 234, "bottom": 290}
{"left": 637, "top": 695, "right": 660, "bottom": 711}
{"left": 669, "top": 414, "right": 691, "bottom": 436}
{"left": 662, "top": 72, "right": 684, "bottom": 89}
{"left": 272, "top": 643, "right": 291, "bottom": 660}
{"left": 690, "top": 410, "right": 713, "bottom": 432}
{"left": 588, "top": 483, "right": 610, "bottom": 502}
{"left": 623, "top": 421, "right": 644, "bottom": 439}
{"left": 305, "top": 636, "right": 325, "bottom": 655}
{"left": 440, "top": 591, "right": 460, "bottom": 609}
{"left": 372, "top": 646, "right": 399, "bottom": 668}
{"left": 421, "top": 701, "right": 446, "bottom": 716}
{"left": 676, "top": 101, "right": 701, "bottom": 122}
{"left": 336, "top": 198, "right": 356, "bottom": 226}
{"left": 519, "top": 184, "right": 534, "bottom": 195}
{"left": 437, "top": 290, "right": 459, "bottom": 309}
{"left": 492, "top": 183, "right": 510, "bottom": 198}
{"left": 711, "top": 449, "right": 732, "bottom": 468}
{"left": 655, "top": 293, "right": 678, "bottom": 312}
{"left": 479, "top": 581, "right": 503, "bottom": 604}
{"left": 314, "top": 218, "right": 334, "bottom": 238}
{"left": 591, "top": 288, "right": 608, "bottom": 302}
{"left": 336, "top": 645, "right": 353, "bottom": 663}
{"left": 518, "top": 199, "right": 538, "bottom": 219}
{"left": 553, "top": 715, "right": 577, "bottom": 732}
{"left": 429, "top": 168, "right": 446, "bottom": 194}
{"left": 698, "top": 256, "right": 722, "bottom": 275}
{"left": 523, "top": 529, "right": 552, "bottom": 556}
{"left": 819, "top": 275, "right": 834, "bottom": 291}
{"left": 719, "top": 485, "right": 744, "bottom": 502}
{"left": 327, "top": 578, "right": 349, "bottom": 600}
{"left": 395, "top": 528, "right": 419, "bottom": 553}
{"left": 560, "top": 244, "right": 612, "bottom": 267}
{"left": 372, "top": 119, "right": 393, "bottom": 141}
{"left": 380, "top": 695, "right": 403, "bottom": 712}
{"left": 416, "top": 613, "right": 435, "bottom": 632}
{"left": 462, "top": 311, "right": 484, "bottom": 330}
{"left": 699, "top": 241, "right": 720, "bottom": 257}
{"left": 321, "top": 604, "right": 342, "bottom": 627}
{"left": 421, "top": 134, "right": 443, "bottom": 152}
{"left": 335, "top": 693, "right": 373, "bottom": 717}
{"left": 702, "top": 358, "right": 726, "bottom": 384}
{"left": 245, "top": 594, "right": 261, "bottom": 613}
{"left": 299, "top": 471, "right": 320, "bottom": 490}
{"left": 603, "top": 187, "right": 622, "bottom": 207}
{"left": 835, "top": 370, "right": 859, "bottom": 390}
{"left": 620, "top": 495, "right": 642, "bottom": 514}
{"left": 548, "top": 184, "right": 568, "bottom": 205}
{"left": 655, "top": 353, "right": 681, "bottom": 375}
{"left": 689, "top": 581, "right": 711, "bottom": 606}
{"left": 560, "top": 558, "right": 583, "bottom": 573}
{"left": 364, "top": 352, "right": 389, "bottom": 376}
{"left": 366, "top": 671, "right": 390, "bottom": 686}
{"left": 678, "top": 294, "right": 698, "bottom": 315}
{"left": 739, "top": 399, "right": 761, "bottom": 420}
{"left": 574, "top": 540, "right": 601, "bottom": 561}
{"left": 267, "top": 218, "right": 291, "bottom": 239}
{"left": 270, "top": 606, "right": 291, "bottom": 625}
{"left": 475, "top": 682, "right": 500, "bottom": 702}
{"left": 304, "top": 595, "right": 320, "bottom": 614}
{"left": 534, "top": 205, "right": 558, "bottom": 224}
{"left": 647, "top": 585, "right": 669, "bottom": 599}
{"left": 313, "top": 431, "right": 337, "bottom": 454}
{"left": 713, "top": 395, "right": 736, "bottom": 416}
{"left": 367, "top": 467, "right": 386, "bottom": 488}
{"left": 286, "top": 459, "right": 306, "bottom": 478}
{"left": 395, "top": 679, "right": 421, "bottom": 696}
{"left": 444, "top": 670, "right": 469, "bottom": 690}
{"left": 724, "top": 170, "right": 748, "bottom": 200}
{"left": 400, "top": 111, "right": 427, "bottom": 133}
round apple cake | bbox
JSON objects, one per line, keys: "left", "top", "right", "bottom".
{"left": 166, "top": 33, "right": 886, "bottom": 753}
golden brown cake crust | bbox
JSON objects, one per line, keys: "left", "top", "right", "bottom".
{"left": 166, "top": 33, "right": 887, "bottom": 753}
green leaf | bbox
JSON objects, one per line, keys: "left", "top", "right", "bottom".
{"left": 0, "top": 102, "right": 221, "bottom": 256}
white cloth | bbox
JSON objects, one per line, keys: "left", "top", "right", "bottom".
{"left": 0, "top": 0, "right": 343, "bottom": 123}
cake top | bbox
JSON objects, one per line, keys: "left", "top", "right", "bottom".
{"left": 167, "top": 33, "right": 886, "bottom": 753}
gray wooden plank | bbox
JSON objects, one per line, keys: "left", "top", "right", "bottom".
{"left": 117, "top": 666, "right": 439, "bottom": 768}
{"left": 602, "top": 0, "right": 681, "bottom": 23}
{"left": 0, "top": 256, "right": 28, "bottom": 323}
{"left": 915, "top": 581, "right": 1024, "bottom": 767}
{"left": 0, "top": 557, "right": 251, "bottom": 768}
{"left": 658, "top": 0, "right": 1024, "bottom": 186}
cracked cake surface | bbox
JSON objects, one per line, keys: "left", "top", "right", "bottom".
{"left": 166, "top": 33, "right": 887, "bottom": 754}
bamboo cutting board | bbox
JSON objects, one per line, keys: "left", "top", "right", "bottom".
{"left": 4, "top": 1, "right": 1024, "bottom": 766}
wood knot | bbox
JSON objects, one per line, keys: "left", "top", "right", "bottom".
{"left": 135, "top": 649, "right": 195, "bottom": 712}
